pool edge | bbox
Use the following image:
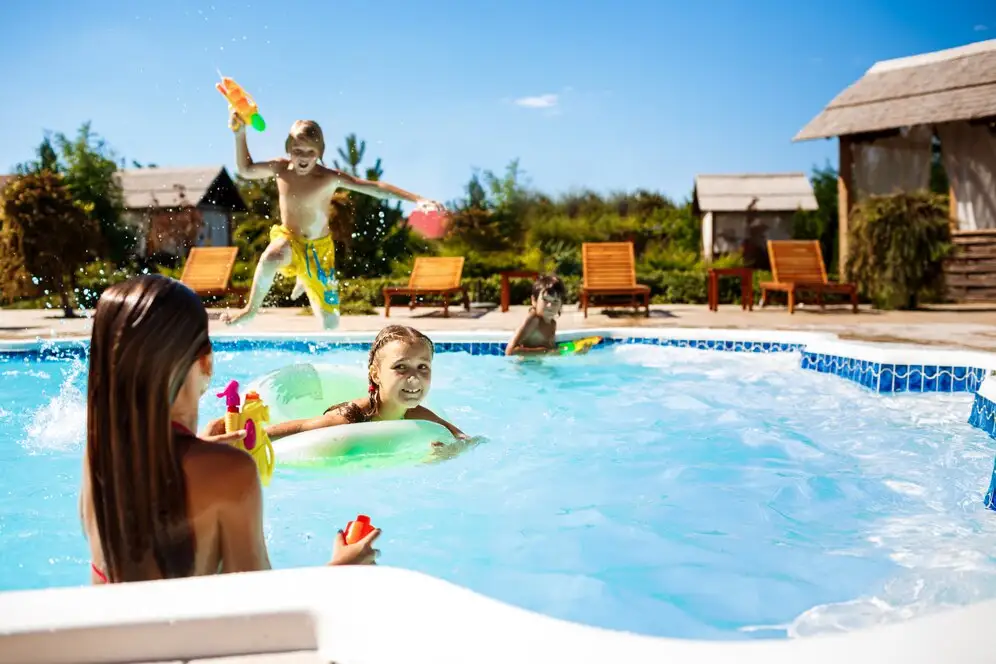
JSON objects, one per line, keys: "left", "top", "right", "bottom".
{"left": 1, "top": 565, "right": 995, "bottom": 664}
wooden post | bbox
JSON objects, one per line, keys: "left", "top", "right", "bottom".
{"left": 948, "top": 184, "right": 958, "bottom": 231}
{"left": 837, "top": 135, "right": 854, "bottom": 278}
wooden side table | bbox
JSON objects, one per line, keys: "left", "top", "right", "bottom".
{"left": 708, "top": 267, "right": 754, "bottom": 311}
{"left": 498, "top": 270, "right": 540, "bottom": 312}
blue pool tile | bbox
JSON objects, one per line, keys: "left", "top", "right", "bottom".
{"left": 845, "top": 357, "right": 859, "bottom": 383}
{"left": 936, "top": 369, "right": 953, "bottom": 393}
{"left": 860, "top": 361, "right": 877, "bottom": 389}
{"left": 876, "top": 365, "right": 895, "bottom": 392}
{"left": 968, "top": 369, "right": 986, "bottom": 393}
{"left": 922, "top": 366, "right": 939, "bottom": 392}
{"left": 892, "top": 365, "right": 910, "bottom": 392}
{"left": 908, "top": 367, "right": 924, "bottom": 392}
{"left": 971, "top": 393, "right": 996, "bottom": 438}
{"left": 816, "top": 354, "right": 830, "bottom": 373}
{"left": 952, "top": 366, "right": 968, "bottom": 392}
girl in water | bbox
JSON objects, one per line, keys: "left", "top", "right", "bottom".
{"left": 81, "top": 275, "right": 380, "bottom": 584}
{"left": 210, "top": 326, "right": 473, "bottom": 457}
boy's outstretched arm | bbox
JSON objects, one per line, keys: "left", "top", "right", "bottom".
{"left": 330, "top": 169, "right": 441, "bottom": 208}
{"left": 231, "top": 112, "right": 281, "bottom": 180}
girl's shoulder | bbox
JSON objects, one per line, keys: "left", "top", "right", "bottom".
{"left": 324, "top": 397, "right": 371, "bottom": 423}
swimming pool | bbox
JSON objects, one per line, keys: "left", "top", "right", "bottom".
{"left": 2, "top": 330, "right": 996, "bottom": 644}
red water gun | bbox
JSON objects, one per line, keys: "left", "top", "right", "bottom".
{"left": 344, "top": 515, "right": 376, "bottom": 544}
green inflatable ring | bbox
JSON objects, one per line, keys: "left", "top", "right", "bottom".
{"left": 245, "top": 363, "right": 454, "bottom": 473}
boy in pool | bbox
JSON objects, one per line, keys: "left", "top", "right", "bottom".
{"left": 505, "top": 274, "right": 566, "bottom": 356}
{"left": 221, "top": 114, "right": 444, "bottom": 330}
{"left": 205, "top": 325, "right": 475, "bottom": 460}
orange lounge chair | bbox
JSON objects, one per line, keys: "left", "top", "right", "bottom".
{"left": 760, "top": 240, "right": 858, "bottom": 314}
{"left": 180, "top": 247, "right": 247, "bottom": 305}
{"left": 580, "top": 242, "right": 651, "bottom": 318}
{"left": 383, "top": 256, "right": 470, "bottom": 318}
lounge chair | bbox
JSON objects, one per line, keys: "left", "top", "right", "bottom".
{"left": 383, "top": 257, "right": 470, "bottom": 318}
{"left": 580, "top": 242, "right": 651, "bottom": 318}
{"left": 760, "top": 240, "right": 858, "bottom": 314}
{"left": 180, "top": 247, "right": 247, "bottom": 305}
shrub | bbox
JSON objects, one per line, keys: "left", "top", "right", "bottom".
{"left": 846, "top": 191, "right": 952, "bottom": 309}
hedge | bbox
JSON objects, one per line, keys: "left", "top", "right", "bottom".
{"left": 6, "top": 261, "right": 777, "bottom": 313}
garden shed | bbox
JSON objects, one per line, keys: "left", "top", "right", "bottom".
{"left": 693, "top": 173, "right": 818, "bottom": 265}
{"left": 116, "top": 166, "right": 247, "bottom": 260}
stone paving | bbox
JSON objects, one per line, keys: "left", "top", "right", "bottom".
{"left": 2, "top": 303, "right": 994, "bottom": 351}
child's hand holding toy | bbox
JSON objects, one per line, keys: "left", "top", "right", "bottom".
{"left": 330, "top": 515, "right": 381, "bottom": 565}
{"left": 229, "top": 108, "right": 245, "bottom": 133}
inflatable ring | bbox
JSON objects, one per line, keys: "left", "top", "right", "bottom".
{"left": 277, "top": 419, "right": 456, "bottom": 471}
{"left": 247, "top": 362, "right": 368, "bottom": 425}
{"left": 246, "top": 363, "right": 455, "bottom": 472}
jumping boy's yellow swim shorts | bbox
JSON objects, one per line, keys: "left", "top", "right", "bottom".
{"left": 270, "top": 225, "right": 340, "bottom": 314}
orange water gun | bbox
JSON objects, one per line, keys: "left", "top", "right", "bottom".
{"left": 216, "top": 76, "right": 266, "bottom": 132}
{"left": 344, "top": 515, "right": 376, "bottom": 544}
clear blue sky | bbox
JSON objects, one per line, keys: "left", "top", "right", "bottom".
{"left": 0, "top": 0, "right": 990, "bottom": 206}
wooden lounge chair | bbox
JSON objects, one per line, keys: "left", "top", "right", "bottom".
{"left": 180, "top": 247, "right": 247, "bottom": 305}
{"left": 580, "top": 242, "right": 651, "bottom": 318}
{"left": 383, "top": 256, "right": 470, "bottom": 318}
{"left": 760, "top": 240, "right": 858, "bottom": 314}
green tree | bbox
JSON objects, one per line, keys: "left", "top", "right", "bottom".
{"left": 15, "top": 137, "right": 61, "bottom": 174}
{"left": 17, "top": 123, "right": 133, "bottom": 264}
{"left": 0, "top": 171, "right": 102, "bottom": 316}
{"left": 232, "top": 176, "right": 281, "bottom": 261}
{"left": 330, "top": 133, "right": 413, "bottom": 278}
{"left": 792, "top": 163, "right": 839, "bottom": 273}
{"left": 445, "top": 159, "right": 529, "bottom": 254}
{"left": 846, "top": 191, "right": 951, "bottom": 309}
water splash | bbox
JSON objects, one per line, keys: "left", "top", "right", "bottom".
{"left": 21, "top": 358, "right": 87, "bottom": 453}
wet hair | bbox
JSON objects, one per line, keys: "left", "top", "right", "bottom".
{"left": 324, "top": 325, "right": 433, "bottom": 423}
{"left": 284, "top": 120, "right": 326, "bottom": 161}
{"left": 532, "top": 274, "right": 566, "bottom": 302}
{"left": 86, "top": 274, "right": 210, "bottom": 582}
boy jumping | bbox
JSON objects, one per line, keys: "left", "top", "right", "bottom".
{"left": 222, "top": 113, "right": 443, "bottom": 329}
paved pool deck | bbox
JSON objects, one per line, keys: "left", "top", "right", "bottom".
{"left": 1, "top": 303, "right": 995, "bottom": 351}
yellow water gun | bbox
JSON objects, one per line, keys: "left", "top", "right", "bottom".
{"left": 557, "top": 336, "right": 603, "bottom": 355}
{"left": 216, "top": 75, "right": 266, "bottom": 132}
{"left": 217, "top": 380, "right": 275, "bottom": 485}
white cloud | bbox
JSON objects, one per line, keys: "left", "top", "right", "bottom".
{"left": 974, "top": 24, "right": 988, "bottom": 31}
{"left": 514, "top": 94, "right": 558, "bottom": 109}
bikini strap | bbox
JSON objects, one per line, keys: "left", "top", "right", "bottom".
{"left": 170, "top": 421, "right": 196, "bottom": 438}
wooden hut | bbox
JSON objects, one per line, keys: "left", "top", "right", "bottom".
{"left": 795, "top": 38, "right": 996, "bottom": 302}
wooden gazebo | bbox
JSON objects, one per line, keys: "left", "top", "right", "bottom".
{"left": 794, "top": 39, "right": 996, "bottom": 302}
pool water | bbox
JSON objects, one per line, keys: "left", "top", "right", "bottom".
{"left": 2, "top": 343, "right": 996, "bottom": 640}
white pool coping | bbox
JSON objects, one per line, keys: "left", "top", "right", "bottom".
{"left": 3, "top": 326, "right": 994, "bottom": 378}
{"left": 0, "top": 326, "right": 840, "bottom": 352}
{"left": 3, "top": 326, "right": 996, "bottom": 663}
{"left": 2, "top": 565, "right": 996, "bottom": 664}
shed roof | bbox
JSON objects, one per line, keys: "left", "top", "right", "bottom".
{"left": 795, "top": 39, "right": 996, "bottom": 141}
{"left": 693, "top": 173, "right": 818, "bottom": 213}
{"left": 115, "top": 166, "right": 247, "bottom": 212}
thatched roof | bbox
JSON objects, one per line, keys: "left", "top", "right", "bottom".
{"left": 115, "top": 166, "right": 247, "bottom": 212}
{"left": 795, "top": 39, "right": 996, "bottom": 141}
{"left": 693, "top": 173, "right": 817, "bottom": 213}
